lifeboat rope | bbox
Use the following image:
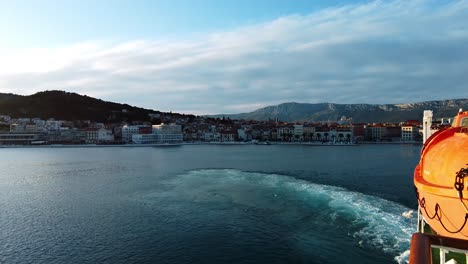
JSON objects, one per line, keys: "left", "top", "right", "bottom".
{"left": 454, "top": 165, "right": 468, "bottom": 213}
{"left": 417, "top": 196, "right": 468, "bottom": 234}
{"left": 416, "top": 165, "right": 468, "bottom": 234}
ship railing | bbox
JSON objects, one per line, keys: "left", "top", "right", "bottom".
{"left": 411, "top": 210, "right": 468, "bottom": 264}
{"left": 410, "top": 232, "right": 468, "bottom": 264}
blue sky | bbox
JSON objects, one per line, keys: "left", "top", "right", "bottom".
{"left": 0, "top": 0, "right": 467, "bottom": 114}
{"left": 0, "top": 0, "right": 366, "bottom": 48}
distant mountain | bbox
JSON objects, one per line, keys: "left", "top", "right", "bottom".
{"left": 0, "top": 90, "right": 187, "bottom": 123}
{"left": 211, "top": 99, "right": 468, "bottom": 123}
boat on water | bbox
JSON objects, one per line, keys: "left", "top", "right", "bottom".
{"left": 410, "top": 109, "right": 468, "bottom": 264}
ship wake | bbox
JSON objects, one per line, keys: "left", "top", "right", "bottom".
{"left": 141, "top": 169, "right": 415, "bottom": 263}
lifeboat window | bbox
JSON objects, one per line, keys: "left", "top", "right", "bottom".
{"left": 462, "top": 117, "right": 468, "bottom": 127}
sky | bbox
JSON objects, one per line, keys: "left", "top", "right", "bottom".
{"left": 0, "top": 0, "right": 467, "bottom": 115}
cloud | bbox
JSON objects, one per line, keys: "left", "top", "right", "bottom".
{"left": 0, "top": 0, "right": 467, "bottom": 114}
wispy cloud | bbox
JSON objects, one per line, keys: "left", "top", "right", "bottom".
{"left": 0, "top": 0, "right": 467, "bottom": 114}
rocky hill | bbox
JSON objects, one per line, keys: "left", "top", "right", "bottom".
{"left": 0, "top": 90, "right": 191, "bottom": 123}
{"left": 211, "top": 99, "right": 468, "bottom": 123}
{"left": 2, "top": 91, "right": 465, "bottom": 124}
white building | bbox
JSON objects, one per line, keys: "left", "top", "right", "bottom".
{"left": 293, "top": 125, "right": 304, "bottom": 141}
{"left": 98, "top": 128, "right": 114, "bottom": 142}
{"left": 126, "top": 124, "right": 182, "bottom": 144}
{"left": 152, "top": 124, "right": 183, "bottom": 143}
{"left": 277, "top": 126, "right": 292, "bottom": 141}
{"left": 132, "top": 133, "right": 158, "bottom": 144}
{"left": 122, "top": 125, "right": 148, "bottom": 143}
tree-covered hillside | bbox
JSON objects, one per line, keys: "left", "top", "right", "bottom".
{"left": 0, "top": 90, "right": 164, "bottom": 122}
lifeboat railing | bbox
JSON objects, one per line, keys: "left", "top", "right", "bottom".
{"left": 411, "top": 210, "right": 468, "bottom": 264}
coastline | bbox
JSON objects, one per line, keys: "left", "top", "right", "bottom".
{"left": 0, "top": 141, "right": 421, "bottom": 148}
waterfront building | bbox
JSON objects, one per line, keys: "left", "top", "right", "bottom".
{"left": 351, "top": 124, "right": 366, "bottom": 142}
{"left": 334, "top": 127, "right": 353, "bottom": 142}
{"left": 260, "top": 130, "right": 271, "bottom": 141}
{"left": 83, "top": 127, "right": 114, "bottom": 144}
{"left": 65, "top": 129, "right": 87, "bottom": 144}
{"left": 303, "top": 125, "right": 315, "bottom": 141}
{"left": 132, "top": 133, "right": 158, "bottom": 144}
{"left": 401, "top": 125, "right": 419, "bottom": 141}
{"left": 122, "top": 125, "right": 149, "bottom": 143}
{"left": 366, "top": 125, "right": 385, "bottom": 141}
{"left": 129, "top": 123, "right": 184, "bottom": 144}
{"left": 277, "top": 126, "right": 293, "bottom": 141}
{"left": 293, "top": 125, "right": 304, "bottom": 141}
{"left": 127, "top": 125, "right": 157, "bottom": 144}
{"left": 203, "top": 132, "right": 215, "bottom": 142}
{"left": 382, "top": 126, "right": 401, "bottom": 142}
{"left": 220, "top": 131, "right": 235, "bottom": 142}
{"left": 98, "top": 128, "right": 114, "bottom": 142}
{"left": 0, "top": 132, "right": 42, "bottom": 145}
{"left": 270, "top": 129, "right": 278, "bottom": 141}
{"left": 314, "top": 125, "right": 331, "bottom": 141}
{"left": 86, "top": 128, "right": 99, "bottom": 144}
{"left": 152, "top": 124, "right": 183, "bottom": 143}
{"left": 212, "top": 132, "right": 221, "bottom": 142}
{"left": 47, "top": 130, "right": 62, "bottom": 143}
{"left": 47, "top": 128, "right": 86, "bottom": 144}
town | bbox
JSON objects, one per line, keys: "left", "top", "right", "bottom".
{"left": 0, "top": 110, "right": 453, "bottom": 146}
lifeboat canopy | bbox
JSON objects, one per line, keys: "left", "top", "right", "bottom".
{"left": 414, "top": 110, "right": 468, "bottom": 239}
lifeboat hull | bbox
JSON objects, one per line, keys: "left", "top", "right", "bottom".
{"left": 414, "top": 126, "right": 468, "bottom": 240}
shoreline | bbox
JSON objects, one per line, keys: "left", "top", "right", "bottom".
{"left": 0, "top": 141, "right": 421, "bottom": 148}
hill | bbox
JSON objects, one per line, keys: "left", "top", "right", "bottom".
{"left": 0, "top": 90, "right": 175, "bottom": 123}
{"left": 211, "top": 99, "right": 468, "bottom": 123}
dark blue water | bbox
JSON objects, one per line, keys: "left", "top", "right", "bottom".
{"left": 0, "top": 144, "right": 420, "bottom": 263}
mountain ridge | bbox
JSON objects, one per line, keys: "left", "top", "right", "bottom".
{"left": 1, "top": 91, "right": 466, "bottom": 124}
{"left": 209, "top": 99, "right": 468, "bottom": 123}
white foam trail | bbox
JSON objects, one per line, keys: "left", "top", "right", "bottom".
{"left": 150, "top": 169, "right": 415, "bottom": 263}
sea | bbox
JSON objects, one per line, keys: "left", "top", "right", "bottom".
{"left": 0, "top": 144, "right": 420, "bottom": 264}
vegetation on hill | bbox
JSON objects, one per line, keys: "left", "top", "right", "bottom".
{"left": 0, "top": 90, "right": 192, "bottom": 123}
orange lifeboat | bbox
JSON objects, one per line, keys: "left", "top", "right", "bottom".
{"left": 414, "top": 110, "right": 468, "bottom": 239}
